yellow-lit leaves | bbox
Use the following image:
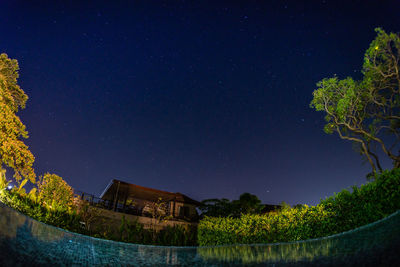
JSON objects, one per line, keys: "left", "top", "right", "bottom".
{"left": 198, "top": 169, "right": 400, "bottom": 246}
{"left": 37, "top": 173, "right": 74, "bottom": 211}
{"left": 0, "top": 53, "right": 28, "bottom": 112}
{"left": 0, "top": 53, "right": 35, "bottom": 184}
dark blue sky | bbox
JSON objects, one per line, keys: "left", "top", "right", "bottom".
{"left": 1, "top": 1, "right": 399, "bottom": 205}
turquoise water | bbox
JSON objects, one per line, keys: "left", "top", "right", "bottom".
{"left": 0, "top": 202, "right": 399, "bottom": 266}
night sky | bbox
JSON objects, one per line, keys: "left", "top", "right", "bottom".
{"left": 1, "top": 1, "right": 399, "bottom": 206}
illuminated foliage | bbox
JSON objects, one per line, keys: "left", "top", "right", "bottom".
{"left": 37, "top": 173, "right": 74, "bottom": 210}
{"left": 0, "top": 53, "right": 35, "bottom": 184}
{"left": 310, "top": 28, "right": 400, "bottom": 177}
{"left": 198, "top": 169, "right": 400, "bottom": 246}
{"left": 199, "top": 198, "right": 235, "bottom": 217}
{"left": 0, "top": 168, "right": 10, "bottom": 194}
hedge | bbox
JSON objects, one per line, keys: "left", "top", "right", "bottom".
{"left": 198, "top": 168, "right": 400, "bottom": 246}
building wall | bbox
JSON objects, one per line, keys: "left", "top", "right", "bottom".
{"left": 95, "top": 206, "right": 197, "bottom": 232}
{"left": 171, "top": 202, "right": 197, "bottom": 219}
{"left": 123, "top": 196, "right": 198, "bottom": 219}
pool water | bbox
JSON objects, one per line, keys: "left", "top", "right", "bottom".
{"left": 0, "top": 202, "right": 399, "bottom": 266}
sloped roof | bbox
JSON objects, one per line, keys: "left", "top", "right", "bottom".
{"left": 100, "top": 179, "right": 200, "bottom": 206}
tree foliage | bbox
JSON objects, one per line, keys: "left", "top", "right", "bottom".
{"left": 0, "top": 53, "right": 35, "bottom": 184}
{"left": 199, "top": 193, "right": 265, "bottom": 218}
{"left": 310, "top": 28, "right": 400, "bottom": 177}
{"left": 37, "top": 173, "right": 74, "bottom": 210}
{"left": 199, "top": 198, "right": 234, "bottom": 217}
{"left": 232, "top": 192, "right": 264, "bottom": 215}
{"left": 0, "top": 168, "right": 10, "bottom": 194}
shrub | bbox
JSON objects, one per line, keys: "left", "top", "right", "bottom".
{"left": 319, "top": 168, "right": 400, "bottom": 234}
{"left": 0, "top": 188, "right": 83, "bottom": 233}
{"left": 198, "top": 168, "right": 400, "bottom": 246}
{"left": 117, "top": 216, "right": 198, "bottom": 246}
{"left": 37, "top": 173, "right": 74, "bottom": 211}
{"left": 198, "top": 204, "right": 333, "bottom": 246}
{"left": 156, "top": 224, "right": 198, "bottom": 246}
{"left": 118, "top": 215, "right": 145, "bottom": 244}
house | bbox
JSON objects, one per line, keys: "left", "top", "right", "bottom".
{"left": 99, "top": 179, "right": 200, "bottom": 221}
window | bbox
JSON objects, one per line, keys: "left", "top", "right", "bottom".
{"left": 179, "top": 206, "right": 190, "bottom": 217}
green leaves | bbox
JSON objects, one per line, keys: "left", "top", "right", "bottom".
{"left": 17, "top": 178, "right": 28, "bottom": 194}
{"left": 311, "top": 76, "right": 360, "bottom": 124}
{"left": 0, "top": 188, "right": 83, "bottom": 233}
{"left": 37, "top": 173, "right": 74, "bottom": 211}
{"left": 310, "top": 28, "right": 400, "bottom": 173}
{"left": 200, "top": 193, "right": 264, "bottom": 218}
{"left": 0, "top": 168, "right": 10, "bottom": 195}
{"left": 0, "top": 53, "right": 36, "bottom": 184}
{"left": 363, "top": 28, "right": 400, "bottom": 77}
{"left": 198, "top": 169, "right": 400, "bottom": 246}
{"left": 323, "top": 123, "right": 335, "bottom": 134}
{"left": 198, "top": 203, "right": 334, "bottom": 246}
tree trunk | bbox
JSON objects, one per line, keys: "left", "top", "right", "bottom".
{"left": 394, "top": 160, "right": 400, "bottom": 169}
{"left": 367, "top": 144, "right": 383, "bottom": 172}
{"left": 361, "top": 142, "right": 377, "bottom": 176}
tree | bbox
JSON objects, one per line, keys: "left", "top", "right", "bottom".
{"left": 199, "top": 193, "right": 264, "bottom": 217}
{"left": 0, "top": 53, "right": 35, "bottom": 184}
{"left": 310, "top": 28, "right": 400, "bottom": 178}
{"left": 0, "top": 168, "right": 9, "bottom": 193}
{"left": 146, "top": 197, "right": 169, "bottom": 241}
{"left": 37, "top": 173, "right": 74, "bottom": 210}
{"left": 148, "top": 197, "right": 169, "bottom": 222}
{"left": 75, "top": 197, "right": 103, "bottom": 232}
{"left": 232, "top": 192, "right": 264, "bottom": 215}
{"left": 199, "top": 198, "right": 234, "bottom": 217}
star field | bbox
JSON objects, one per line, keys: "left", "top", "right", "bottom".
{"left": 1, "top": 0, "right": 400, "bottom": 206}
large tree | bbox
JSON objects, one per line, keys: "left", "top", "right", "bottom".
{"left": 310, "top": 28, "right": 400, "bottom": 177}
{"left": 199, "top": 198, "right": 234, "bottom": 217}
{"left": 199, "top": 193, "right": 264, "bottom": 218}
{"left": 0, "top": 53, "right": 35, "bottom": 184}
{"left": 231, "top": 192, "right": 264, "bottom": 216}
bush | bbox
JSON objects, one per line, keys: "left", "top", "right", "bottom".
{"left": 0, "top": 189, "right": 83, "bottom": 233}
{"left": 117, "top": 216, "right": 198, "bottom": 246}
{"left": 37, "top": 173, "right": 74, "bottom": 211}
{"left": 118, "top": 215, "right": 146, "bottom": 244}
{"left": 198, "top": 169, "right": 400, "bottom": 246}
{"left": 319, "top": 168, "right": 400, "bottom": 233}
{"left": 198, "top": 204, "right": 333, "bottom": 246}
{"left": 156, "top": 224, "right": 198, "bottom": 246}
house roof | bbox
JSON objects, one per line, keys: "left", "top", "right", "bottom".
{"left": 100, "top": 179, "right": 201, "bottom": 206}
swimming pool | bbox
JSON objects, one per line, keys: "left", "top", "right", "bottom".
{"left": 0, "top": 201, "right": 399, "bottom": 266}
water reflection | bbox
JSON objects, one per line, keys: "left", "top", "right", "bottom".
{"left": 197, "top": 239, "right": 338, "bottom": 264}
